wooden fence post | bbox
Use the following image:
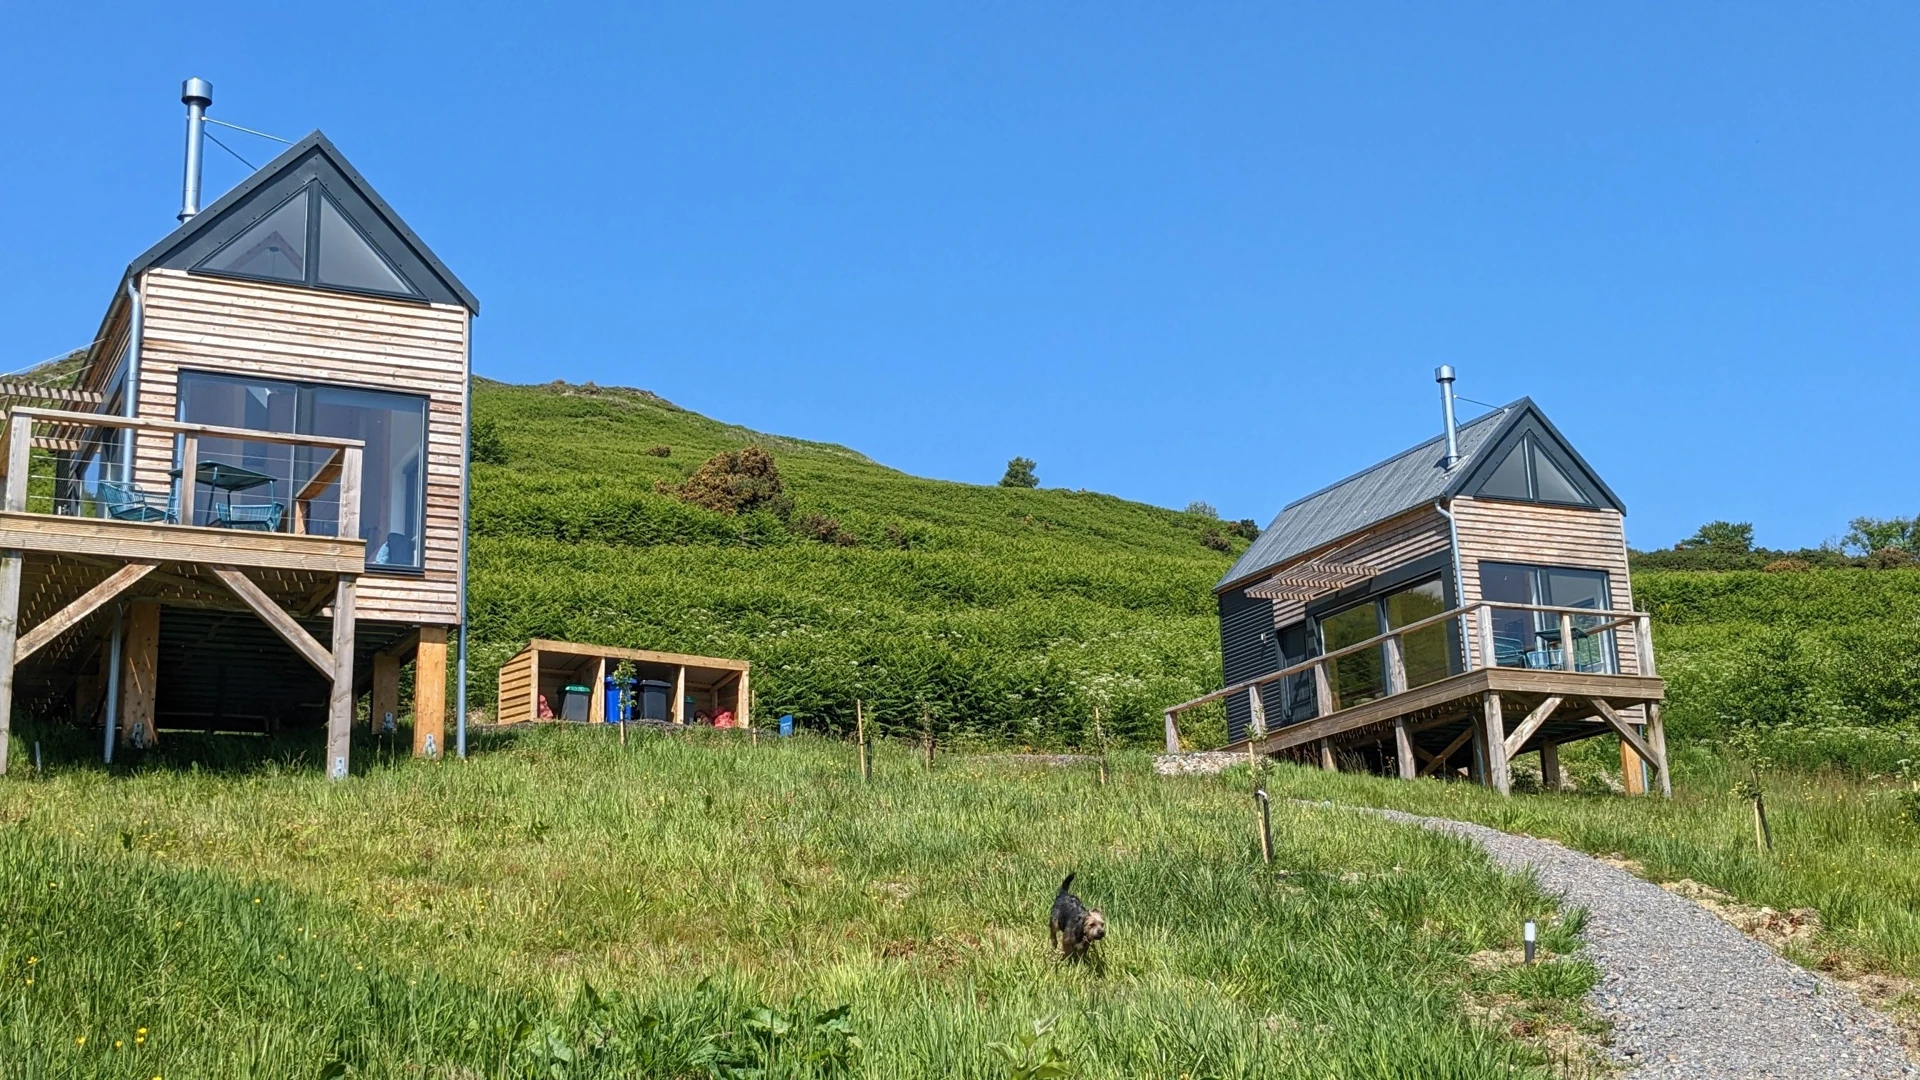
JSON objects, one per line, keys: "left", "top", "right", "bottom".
{"left": 922, "top": 704, "right": 934, "bottom": 770}
{"left": 1094, "top": 705, "right": 1108, "bottom": 786}
{"left": 856, "top": 699, "right": 871, "bottom": 782}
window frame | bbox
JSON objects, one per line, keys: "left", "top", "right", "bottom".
{"left": 192, "top": 181, "right": 424, "bottom": 304}
{"left": 1476, "top": 560, "right": 1619, "bottom": 673}
{"left": 1475, "top": 434, "right": 1595, "bottom": 508}
{"left": 1311, "top": 572, "right": 1457, "bottom": 708}
{"left": 175, "top": 369, "right": 431, "bottom": 574}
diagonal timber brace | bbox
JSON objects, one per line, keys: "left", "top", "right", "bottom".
{"left": 16, "top": 561, "right": 156, "bottom": 663}
{"left": 209, "top": 565, "right": 333, "bottom": 677}
{"left": 1591, "top": 698, "right": 1666, "bottom": 792}
{"left": 1502, "top": 695, "right": 1564, "bottom": 759}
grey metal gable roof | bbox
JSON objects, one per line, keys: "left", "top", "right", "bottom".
{"left": 1217, "top": 401, "right": 1521, "bottom": 592}
{"left": 124, "top": 131, "right": 479, "bottom": 314}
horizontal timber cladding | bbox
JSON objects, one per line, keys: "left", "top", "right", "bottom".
{"left": 1218, "top": 586, "right": 1277, "bottom": 744}
{"left": 134, "top": 268, "right": 467, "bottom": 625}
{"left": 1450, "top": 496, "right": 1644, "bottom": 682}
{"left": 1260, "top": 507, "right": 1453, "bottom": 628}
{"left": 496, "top": 650, "right": 534, "bottom": 725}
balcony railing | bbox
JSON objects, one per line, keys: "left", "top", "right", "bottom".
{"left": 1164, "top": 599, "right": 1658, "bottom": 750}
{"left": 1, "top": 407, "right": 363, "bottom": 541}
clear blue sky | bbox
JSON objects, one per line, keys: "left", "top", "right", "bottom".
{"left": 5, "top": 3, "right": 1915, "bottom": 551}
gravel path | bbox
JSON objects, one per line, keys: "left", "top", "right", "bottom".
{"left": 1369, "top": 806, "right": 1917, "bottom": 1078}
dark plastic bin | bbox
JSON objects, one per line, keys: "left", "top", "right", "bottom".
{"left": 559, "top": 684, "right": 592, "bottom": 722}
{"left": 638, "top": 679, "right": 671, "bottom": 722}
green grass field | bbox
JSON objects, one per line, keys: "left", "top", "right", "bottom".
{"left": 1, "top": 727, "right": 1600, "bottom": 1079}
{"left": 1269, "top": 738, "right": 1920, "bottom": 995}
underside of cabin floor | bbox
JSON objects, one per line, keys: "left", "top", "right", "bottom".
{"left": 1226, "top": 666, "right": 1669, "bottom": 794}
{"left": 8, "top": 550, "right": 423, "bottom": 733}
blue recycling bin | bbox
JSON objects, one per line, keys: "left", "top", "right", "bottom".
{"left": 604, "top": 677, "right": 623, "bottom": 723}
{"left": 779, "top": 714, "right": 794, "bottom": 737}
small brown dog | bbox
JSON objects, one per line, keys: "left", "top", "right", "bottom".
{"left": 1048, "top": 873, "right": 1106, "bottom": 961}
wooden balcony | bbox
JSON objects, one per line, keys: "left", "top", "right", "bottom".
{"left": 0, "top": 408, "right": 371, "bottom": 778}
{"left": 1165, "top": 600, "right": 1670, "bottom": 796}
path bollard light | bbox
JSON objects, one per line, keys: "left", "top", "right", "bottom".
{"left": 33, "top": 741, "right": 42, "bottom": 776}
{"left": 1524, "top": 920, "right": 1537, "bottom": 964}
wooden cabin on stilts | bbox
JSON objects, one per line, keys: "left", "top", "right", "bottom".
{"left": 1165, "top": 368, "right": 1669, "bottom": 796}
{"left": 0, "top": 80, "right": 476, "bottom": 778}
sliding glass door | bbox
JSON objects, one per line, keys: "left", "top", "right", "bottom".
{"left": 1314, "top": 576, "right": 1457, "bottom": 710}
{"left": 1478, "top": 562, "right": 1616, "bottom": 673}
{"left": 177, "top": 371, "right": 428, "bottom": 571}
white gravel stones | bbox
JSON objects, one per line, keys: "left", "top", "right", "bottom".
{"left": 1374, "top": 807, "right": 1917, "bottom": 1079}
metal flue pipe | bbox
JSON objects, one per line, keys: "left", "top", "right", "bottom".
{"left": 1435, "top": 365, "right": 1460, "bottom": 469}
{"left": 177, "top": 77, "right": 213, "bottom": 222}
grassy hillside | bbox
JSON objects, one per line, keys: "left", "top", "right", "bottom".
{"left": 0, "top": 729, "right": 1600, "bottom": 1078}
{"left": 468, "top": 380, "right": 1920, "bottom": 759}
{"left": 469, "top": 380, "right": 1243, "bottom": 747}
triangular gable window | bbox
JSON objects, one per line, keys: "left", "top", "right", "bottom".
{"left": 195, "top": 182, "right": 420, "bottom": 299}
{"left": 197, "top": 187, "right": 309, "bottom": 284}
{"left": 1530, "top": 442, "right": 1590, "bottom": 505}
{"left": 1475, "top": 434, "right": 1596, "bottom": 505}
{"left": 1478, "top": 440, "right": 1532, "bottom": 500}
{"left": 316, "top": 191, "right": 414, "bottom": 295}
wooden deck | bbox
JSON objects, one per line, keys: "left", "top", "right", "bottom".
{"left": 1167, "top": 600, "right": 1671, "bottom": 796}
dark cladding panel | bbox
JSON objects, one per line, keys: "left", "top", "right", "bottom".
{"left": 1218, "top": 586, "right": 1278, "bottom": 744}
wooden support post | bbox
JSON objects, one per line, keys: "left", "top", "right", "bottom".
{"left": 120, "top": 599, "right": 160, "bottom": 749}
{"left": 736, "top": 667, "right": 752, "bottom": 729}
{"left": 1476, "top": 605, "right": 1496, "bottom": 669}
{"left": 1648, "top": 703, "right": 1672, "bottom": 798}
{"left": 1394, "top": 719, "right": 1416, "bottom": 780}
{"left": 1540, "top": 742, "right": 1562, "bottom": 791}
{"left": 1318, "top": 738, "right": 1336, "bottom": 772}
{"left": 1483, "top": 691, "right": 1510, "bottom": 795}
{"left": 589, "top": 657, "right": 607, "bottom": 724}
{"left": 326, "top": 577, "right": 357, "bottom": 779}
{"left": 176, "top": 433, "right": 198, "bottom": 526}
{"left": 1312, "top": 660, "right": 1334, "bottom": 716}
{"left": 672, "top": 665, "right": 687, "bottom": 725}
{"left": 5, "top": 414, "right": 30, "bottom": 512}
{"left": 414, "top": 626, "right": 447, "bottom": 758}
{"left": 1164, "top": 709, "right": 1180, "bottom": 754}
{"left": 1383, "top": 634, "right": 1407, "bottom": 696}
{"left": 1248, "top": 683, "right": 1267, "bottom": 739}
{"left": 371, "top": 652, "right": 400, "bottom": 735}
{"left": 0, "top": 551, "right": 19, "bottom": 775}
{"left": 1559, "top": 612, "right": 1577, "bottom": 672}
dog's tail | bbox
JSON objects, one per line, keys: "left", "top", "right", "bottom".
{"left": 1058, "top": 872, "right": 1076, "bottom": 897}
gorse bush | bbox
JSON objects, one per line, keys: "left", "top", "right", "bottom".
{"left": 657, "top": 445, "right": 793, "bottom": 518}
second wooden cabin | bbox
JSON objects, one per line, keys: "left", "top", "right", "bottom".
{"left": 1168, "top": 368, "right": 1669, "bottom": 795}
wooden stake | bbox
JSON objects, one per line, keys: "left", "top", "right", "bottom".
{"left": 1751, "top": 768, "right": 1773, "bottom": 853}
{"left": 922, "top": 704, "right": 934, "bottom": 770}
{"left": 1255, "top": 788, "right": 1274, "bottom": 865}
{"left": 1094, "top": 705, "right": 1108, "bottom": 786}
{"left": 856, "top": 699, "right": 871, "bottom": 782}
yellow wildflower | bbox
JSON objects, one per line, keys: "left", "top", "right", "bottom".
{"left": 26, "top": 956, "right": 36, "bottom": 965}
{"left": 75, "top": 1035, "right": 85, "bottom": 1046}
{"left": 115, "top": 1040, "right": 123, "bottom": 1049}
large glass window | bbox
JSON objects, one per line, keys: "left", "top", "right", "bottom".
{"left": 1479, "top": 562, "right": 1616, "bottom": 673}
{"left": 1314, "top": 576, "right": 1457, "bottom": 710}
{"left": 178, "top": 372, "right": 428, "bottom": 571}
{"left": 198, "top": 188, "right": 310, "bottom": 284}
{"left": 1385, "top": 578, "right": 1451, "bottom": 689}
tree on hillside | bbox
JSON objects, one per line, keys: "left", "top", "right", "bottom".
{"left": 1842, "top": 515, "right": 1919, "bottom": 556}
{"left": 1677, "top": 520, "right": 1754, "bottom": 554}
{"left": 1000, "top": 457, "right": 1039, "bottom": 489}
{"left": 469, "top": 416, "right": 508, "bottom": 465}
{"left": 1185, "top": 500, "right": 1218, "bottom": 518}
